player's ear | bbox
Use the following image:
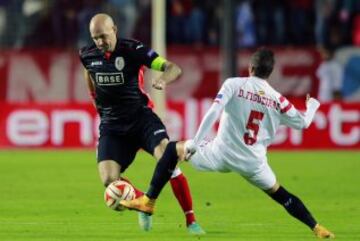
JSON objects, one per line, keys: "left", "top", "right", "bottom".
{"left": 113, "top": 25, "right": 117, "bottom": 34}
{"left": 248, "top": 65, "right": 254, "bottom": 76}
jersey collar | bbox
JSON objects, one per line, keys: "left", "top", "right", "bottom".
{"left": 104, "top": 51, "right": 111, "bottom": 60}
{"left": 103, "top": 37, "right": 121, "bottom": 60}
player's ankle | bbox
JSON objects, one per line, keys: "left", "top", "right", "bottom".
{"left": 185, "top": 211, "right": 195, "bottom": 226}
{"left": 312, "top": 223, "right": 319, "bottom": 230}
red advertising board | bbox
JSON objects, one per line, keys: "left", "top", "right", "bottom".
{"left": 0, "top": 101, "right": 359, "bottom": 149}
{"left": 0, "top": 48, "right": 321, "bottom": 103}
{"left": 0, "top": 48, "right": 358, "bottom": 149}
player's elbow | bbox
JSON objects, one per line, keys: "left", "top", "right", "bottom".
{"left": 303, "top": 120, "right": 312, "bottom": 129}
{"left": 299, "top": 118, "right": 312, "bottom": 129}
{"left": 290, "top": 118, "right": 310, "bottom": 130}
{"left": 173, "top": 65, "right": 182, "bottom": 79}
{"left": 177, "top": 66, "right": 183, "bottom": 78}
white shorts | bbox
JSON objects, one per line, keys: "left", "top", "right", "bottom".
{"left": 188, "top": 140, "right": 277, "bottom": 190}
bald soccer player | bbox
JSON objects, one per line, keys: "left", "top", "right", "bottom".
{"left": 79, "top": 13, "right": 205, "bottom": 234}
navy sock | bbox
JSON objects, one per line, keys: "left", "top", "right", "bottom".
{"left": 269, "top": 186, "right": 317, "bottom": 229}
{"left": 147, "top": 142, "right": 179, "bottom": 199}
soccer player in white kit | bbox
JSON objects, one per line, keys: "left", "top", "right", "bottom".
{"left": 121, "top": 48, "right": 335, "bottom": 239}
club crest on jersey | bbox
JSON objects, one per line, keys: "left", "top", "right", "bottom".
{"left": 115, "top": 57, "right": 125, "bottom": 71}
{"left": 258, "top": 90, "right": 265, "bottom": 96}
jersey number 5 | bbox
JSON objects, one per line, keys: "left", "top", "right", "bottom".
{"left": 243, "top": 110, "right": 264, "bottom": 145}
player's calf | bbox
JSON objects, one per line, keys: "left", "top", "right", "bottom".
{"left": 98, "top": 160, "right": 122, "bottom": 187}
{"left": 268, "top": 185, "right": 317, "bottom": 229}
{"left": 175, "top": 141, "right": 188, "bottom": 161}
{"left": 147, "top": 141, "right": 179, "bottom": 199}
{"left": 267, "top": 186, "right": 335, "bottom": 237}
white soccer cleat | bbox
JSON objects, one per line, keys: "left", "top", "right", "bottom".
{"left": 187, "top": 222, "right": 206, "bottom": 235}
{"left": 138, "top": 211, "right": 152, "bottom": 231}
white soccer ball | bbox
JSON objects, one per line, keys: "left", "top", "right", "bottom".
{"left": 104, "top": 180, "right": 135, "bottom": 211}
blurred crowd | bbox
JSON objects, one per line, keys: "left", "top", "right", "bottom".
{"left": 0, "top": 0, "right": 359, "bottom": 49}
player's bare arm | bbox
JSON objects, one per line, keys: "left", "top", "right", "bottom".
{"left": 152, "top": 61, "right": 182, "bottom": 90}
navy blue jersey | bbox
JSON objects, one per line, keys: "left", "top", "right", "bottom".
{"left": 79, "top": 38, "right": 158, "bottom": 129}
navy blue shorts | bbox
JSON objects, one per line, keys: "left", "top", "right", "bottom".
{"left": 97, "top": 107, "right": 169, "bottom": 172}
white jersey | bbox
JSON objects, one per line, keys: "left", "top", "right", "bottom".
{"left": 192, "top": 76, "right": 320, "bottom": 172}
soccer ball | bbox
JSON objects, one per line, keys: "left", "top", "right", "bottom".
{"left": 104, "top": 180, "right": 135, "bottom": 211}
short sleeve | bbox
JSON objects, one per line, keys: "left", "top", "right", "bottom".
{"left": 131, "top": 42, "right": 159, "bottom": 68}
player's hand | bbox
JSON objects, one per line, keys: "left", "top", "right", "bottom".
{"left": 305, "top": 94, "right": 320, "bottom": 109}
{"left": 184, "top": 140, "right": 197, "bottom": 160}
{"left": 152, "top": 78, "right": 166, "bottom": 90}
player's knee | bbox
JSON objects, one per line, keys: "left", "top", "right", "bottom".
{"left": 265, "top": 182, "right": 280, "bottom": 194}
{"left": 155, "top": 141, "right": 181, "bottom": 163}
{"left": 153, "top": 138, "right": 169, "bottom": 160}
{"left": 175, "top": 141, "right": 186, "bottom": 160}
{"left": 165, "top": 141, "right": 180, "bottom": 160}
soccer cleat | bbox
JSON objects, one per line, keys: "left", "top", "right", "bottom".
{"left": 187, "top": 222, "right": 206, "bottom": 235}
{"left": 120, "top": 195, "right": 155, "bottom": 215}
{"left": 138, "top": 212, "right": 152, "bottom": 231}
{"left": 313, "top": 224, "right": 335, "bottom": 239}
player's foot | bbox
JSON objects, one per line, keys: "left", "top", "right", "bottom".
{"left": 120, "top": 195, "right": 155, "bottom": 215}
{"left": 138, "top": 212, "right": 152, "bottom": 231}
{"left": 313, "top": 224, "right": 335, "bottom": 239}
{"left": 187, "top": 222, "right": 206, "bottom": 235}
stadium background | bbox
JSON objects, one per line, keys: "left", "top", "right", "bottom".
{"left": 0, "top": 1, "right": 359, "bottom": 241}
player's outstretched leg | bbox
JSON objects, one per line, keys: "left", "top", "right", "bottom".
{"left": 121, "top": 141, "right": 179, "bottom": 214}
{"left": 268, "top": 185, "right": 334, "bottom": 239}
{"left": 170, "top": 168, "right": 205, "bottom": 235}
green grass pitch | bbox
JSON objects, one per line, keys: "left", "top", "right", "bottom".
{"left": 0, "top": 150, "right": 359, "bottom": 241}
